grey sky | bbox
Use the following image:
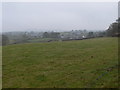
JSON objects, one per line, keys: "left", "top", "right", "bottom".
{"left": 2, "top": 2, "right": 118, "bottom": 32}
{"left": 0, "top": 3, "right": 1, "bottom": 19}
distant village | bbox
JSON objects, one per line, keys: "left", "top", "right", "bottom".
{"left": 1, "top": 29, "right": 107, "bottom": 45}
{"left": 1, "top": 17, "right": 119, "bottom": 46}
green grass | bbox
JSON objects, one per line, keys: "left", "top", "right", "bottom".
{"left": 0, "top": 46, "right": 2, "bottom": 89}
{"left": 2, "top": 37, "right": 119, "bottom": 88}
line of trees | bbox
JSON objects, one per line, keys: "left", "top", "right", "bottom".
{"left": 43, "top": 32, "right": 60, "bottom": 38}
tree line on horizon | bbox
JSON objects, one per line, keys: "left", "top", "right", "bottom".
{"left": 1, "top": 18, "right": 120, "bottom": 46}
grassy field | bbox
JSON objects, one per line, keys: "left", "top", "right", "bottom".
{"left": 2, "top": 37, "right": 119, "bottom": 88}
{"left": 0, "top": 46, "right": 2, "bottom": 89}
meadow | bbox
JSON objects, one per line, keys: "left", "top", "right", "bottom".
{"left": 0, "top": 46, "right": 2, "bottom": 89}
{"left": 2, "top": 37, "right": 118, "bottom": 88}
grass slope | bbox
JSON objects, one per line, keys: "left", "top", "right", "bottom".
{"left": 0, "top": 46, "right": 2, "bottom": 89}
{"left": 2, "top": 37, "right": 118, "bottom": 88}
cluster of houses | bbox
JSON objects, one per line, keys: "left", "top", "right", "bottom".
{"left": 2, "top": 30, "right": 106, "bottom": 45}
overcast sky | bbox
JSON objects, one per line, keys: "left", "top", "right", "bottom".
{"left": 2, "top": 2, "right": 118, "bottom": 32}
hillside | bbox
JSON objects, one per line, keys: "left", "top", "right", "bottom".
{"left": 2, "top": 37, "right": 118, "bottom": 88}
{"left": 0, "top": 46, "right": 2, "bottom": 89}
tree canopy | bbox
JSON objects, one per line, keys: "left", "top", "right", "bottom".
{"left": 106, "top": 18, "right": 120, "bottom": 37}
